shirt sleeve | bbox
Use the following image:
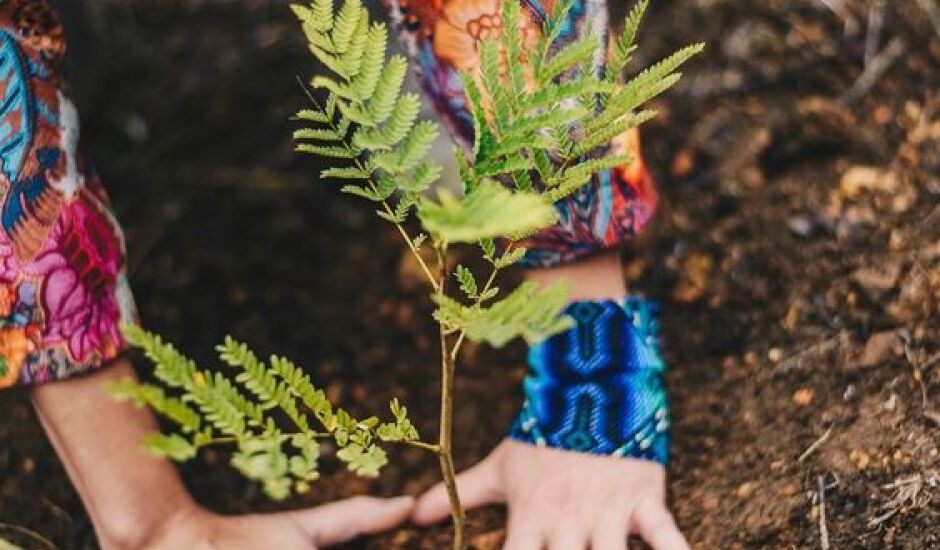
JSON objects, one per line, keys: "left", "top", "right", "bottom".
{"left": 0, "top": 0, "right": 136, "bottom": 389}
{"left": 381, "top": 0, "right": 659, "bottom": 267}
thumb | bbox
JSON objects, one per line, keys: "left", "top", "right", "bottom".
{"left": 291, "top": 495, "right": 415, "bottom": 547}
{"left": 412, "top": 453, "right": 505, "bottom": 525}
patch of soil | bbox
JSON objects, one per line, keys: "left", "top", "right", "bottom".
{"left": 0, "top": 0, "right": 937, "bottom": 548}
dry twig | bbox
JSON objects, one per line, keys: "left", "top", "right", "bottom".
{"left": 818, "top": 475, "right": 831, "bottom": 550}
{"left": 841, "top": 37, "right": 906, "bottom": 105}
{"left": 799, "top": 425, "right": 834, "bottom": 463}
{"left": 815, "top": 0, "right": 860, "bottom": 35}
{"left": 864, "top": 0, "right": 886, "bottom": 67}
{"left": 916, "top": 0, "right": 940, "bottom": 38}
{"left": 868, "top": 471, "right": 940, "bottom": 528}
{"left": 776, "top": 332, "right": 850, "bottom": 374}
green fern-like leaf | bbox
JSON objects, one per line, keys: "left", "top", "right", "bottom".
{"left": 141, "top": 433, "right": 197, "bottom": 461}
{"left": 433, "top": 281, "right": 573, "bottom": 347}
{"left": 367, "top": 56, "right": 408, "bottom": 125}
{"left": 455, "top": 265, "right": 478, "bottom": 299}
{"left": 110, "top": 380, "right": 202, "bottom": 433}
{"left": 539, "top": 33, "right": 599, "bottom": 85}
{"left": 417, "top": 185, "right": 557, "bottom": 243}
{"left": 609, "top": 0, "right": 650, "bottom": 81}
{"left": 571, "top": 109, "right": 656, "bottom": 156}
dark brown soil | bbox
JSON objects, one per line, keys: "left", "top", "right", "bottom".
{"left": 0, "top": 0, "right": 938, "bottom": 548}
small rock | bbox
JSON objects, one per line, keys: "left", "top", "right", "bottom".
{"left": 736, "top": 481, "right": 757, "bottom": 498}
{"left": 843, "top": 384, "right": 857, "bottom": 401}
{"left": 892, "top": 266, "right": 937, "bottom": 321}
{"left": 702, "top": 494, "right": 720, "bottom": 511}
{"left": 857, "top": 330, "right": 898, "bottom": 368}
{"left": 852, "top": 262, "right": 902, "bottom": 298}
{"left": 671, "top": 147, "right": 696, "bottom": 179}
{"left": 839, "top": 166, "right": 899, "bottom": 198}
{"left": 793, "top": 388, "right": 814, "bottom": 406}
{"left": 883, "top": 393, "right": 898, "bottom": 412}
{"left": 850, "top": 449, "right": 871, "bottom": 470}
{"left": 672, "top": 253, "right": 713, "bottom": 303}
{"left": 787, "top": 214, "right": 817, "bottom": 238}
{"left": 768, "top": 347, "right": 784, "bottom": 362}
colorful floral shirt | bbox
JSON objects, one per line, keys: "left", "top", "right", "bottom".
{"left": 0, "top": 0, "right": 658, "bottom": 388}
{"left": 0, "top": 0, "right": 135, "bottom": 389}
{"left": 382, "top": 0, "right": 659, "bottom": 267}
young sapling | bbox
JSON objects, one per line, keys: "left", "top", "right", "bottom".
{"left": 112, "top": 1, "right": 701, "bottom": 547}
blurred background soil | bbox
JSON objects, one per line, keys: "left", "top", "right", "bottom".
{"left": 0, "top": 0, "right": 938, "bottom": 548}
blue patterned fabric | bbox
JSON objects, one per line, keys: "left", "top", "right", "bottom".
{"left": 509, "top": 298, "right": 669, "bottom": 464}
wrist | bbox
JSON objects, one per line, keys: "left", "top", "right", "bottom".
{"left": 523, "top": 251, "right": 627, "bottom": 302}
{"left": 95, "top": 478, "right": 200, "bottom": 550}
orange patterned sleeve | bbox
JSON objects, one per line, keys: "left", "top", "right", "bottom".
{"left": 382, "top": 0, "right": 659, "bottom": 267}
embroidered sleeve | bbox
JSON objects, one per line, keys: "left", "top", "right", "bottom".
{"left": 382, "top": 0, "right": 659, "bottom": 267}
{"left": 0, "top": 0, "right": 136, "bottom": 389}
{"left": 509, "top": 299, "right": 670, "bottom": 464}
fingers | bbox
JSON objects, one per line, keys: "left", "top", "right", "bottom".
{"left": 412, "top": 455, "right": 505, "bottom": 525}
{"left": 591, "top": 516, "right": 629, "bottom": 550}
{"left": 503, "top": 511, "right": 543, "bottom": 550}
{"left": 291, "top": 495, "right": 414, "bottom": 547}
{"left": 631, "top": 499, "right": 689, "bottom": 550}
{"left": 547, "top": 524, "right": 588, "bottom": 550}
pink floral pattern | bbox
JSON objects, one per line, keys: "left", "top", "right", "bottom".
{"left": 0, "top": 1, "right": 135, "bottom": 388}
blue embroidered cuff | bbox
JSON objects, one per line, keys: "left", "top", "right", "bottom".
{"left": 508, "top": 298, "right": 669, "bottom": 464}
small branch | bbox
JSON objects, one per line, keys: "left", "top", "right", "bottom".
{"left": 916, "top": 0, "right": 940, "bottom": 38}
{"left": 775, "top": 332, "right": 849, "bottom": 374}
{"left": 816, "top": 0, "right": 860, "bottom": 37}
{"left": 864, "top": 0, "right": 886, "bottom": 68}
{"left": 798, "top": 425, "right": 834, "bottom": 463}
{"left": 381, "top": 201, "right": 441, "bottom": 292}
{"left": 449, "top": 258, "right": 503, "bottom": 361}
{"left": 818, "top": 475, "right": 831, "bottom": 550}
{"left": 399, "top": 440, "right": 442, "bottom": 454}
{"left": 0, "top": 522, "right": 57, "bottom": 549}
{"left": 840, "top": 37, "right": 906, "bottom": 106}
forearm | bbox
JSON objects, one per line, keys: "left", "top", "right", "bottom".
{"left": 30, "top": 359, "right": 196, "bottom": 550}
{"left": 523, "top": 250, "right": 626, "bottom": 301}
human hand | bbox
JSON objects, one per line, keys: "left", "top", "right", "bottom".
{"left": 412, "top": 440, "right": 687, "bottom": 550}
{"left": 131, "top": 496, "right": 414, "bottom": 550}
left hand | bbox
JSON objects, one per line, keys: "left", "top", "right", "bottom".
{"left": 139, "top": 496, "right": 415, "bottom": 550}
{"left": 411, "top": 439, "right": 688, "bottom": 550}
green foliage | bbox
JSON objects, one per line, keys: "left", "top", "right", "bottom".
{"left": 433, "top": 281, "right": 574, "bottom": 347}
{"left": 117, "top": 0, "right": 700, "bottom": 519}
{"left": 291, "top": 0, "right": 700, "bottom": 274}
{"left": 291, "top": 0, "right": 443, "bottom": 222}
{"left": 609, "top": 0, "right": 650, "bottom": 81}
{"left": 417, "top": 185, "right": 557, "bottom": 244}
{"left": 111, "top": 324, "right": 420, "bottom": 500}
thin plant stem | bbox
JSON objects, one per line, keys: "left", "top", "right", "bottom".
{"left": 435, "top": 244, "right": 466, "bottom": 550}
